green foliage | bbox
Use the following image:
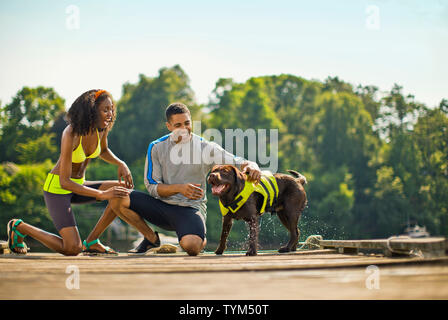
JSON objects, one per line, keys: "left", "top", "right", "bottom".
{"left": 305, "top": 166, "right": 355, "bottom": 239}
{"left": 355, "top": 85, "right": 381, "bottom": 124}
{"left": 378, "top": 84, "right": 425, "bottom": 140}
{"left": 1, "top": 69, "right": 447, "bottom": 250}
{"left": 411, "top": 108, "right": 448, "bottom": 235}
{"left": 205, "top": 73, "right": 447, "bottom": 241}
{"left": 0, "top": 161, "right": 54, "bottom": 239}
{"left": 370, "top": 166, "right": 409, "bottom": 237}
{"left": 109, "top": 65, "right": 200, "bottom": 165}
{"left": 313, "top": 91, "right": 375, "bottom": 171}
{"left": 85, "top": 157, "right": 146, "bottom": 192}
{"left": 16, "top": 133, "right": 58, "bottom": 163}
{"left": 0, "top": 86, "right": 65, "bottom": 163}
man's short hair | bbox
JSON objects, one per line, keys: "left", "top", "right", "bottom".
{"left": 165, "top": 102, "right": 190, "bottom": 122}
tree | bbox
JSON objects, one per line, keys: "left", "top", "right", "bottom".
{"left": 239, "top": 78, "right": 283, "bottom": 131}
{"left": 108, "top": 65, "right": 198, "bottom": 165}
{"left": 305, "top": 166, "right": 356, "bottom": 239}
{"left": 370, "top": 166, "right": 409, "bottom": 237}
{"left": 312, "top": 92, "right": 376, "bottom": 175}
{"left": 411, "top": 107, "right": 448, "bottom": 235}
{"left": 0, "top": 161, "right": 54, "bottom": 239}
{"left": 0, "top": 86, "right": 65, "bottom": 163}
{"left": 268, "top": 76, "right": 322, "bottom": 173}
{"left": 439, "top": 99, "right": 448, "bottom": 114}
{"left": 378, "top": 84, "right": 424, "bottom": 140}
{"left": 16, "top": 133, "right": 58, "bottom": 163}
{"left": 355, "top": 85, "right": 381, "bottom": 125}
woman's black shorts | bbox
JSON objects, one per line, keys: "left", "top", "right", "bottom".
{"left": 43, "top": 183, "right": 102, "bottom": 232}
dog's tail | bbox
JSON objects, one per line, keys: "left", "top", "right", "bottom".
{"left": 287, "top": 170, "right": 307, "bottom": 186}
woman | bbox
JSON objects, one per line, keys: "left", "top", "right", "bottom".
{"left": 7, "top": 89, "right": 133, "bottom": 256}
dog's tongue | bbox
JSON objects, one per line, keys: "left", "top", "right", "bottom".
{"left": 212, "top": 184, "right": 226, "bottom": 194}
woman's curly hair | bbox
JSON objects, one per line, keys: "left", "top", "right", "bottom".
{"left": 66, "top": 89, "right": 116, "bottom": 136}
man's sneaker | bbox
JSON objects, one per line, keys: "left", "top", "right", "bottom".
{"left": 128, "top": 232, "right": 160, "bottom": 255}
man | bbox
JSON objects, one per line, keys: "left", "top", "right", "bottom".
{"left": 110, "top": 102, "right": 261, "bottom": 256}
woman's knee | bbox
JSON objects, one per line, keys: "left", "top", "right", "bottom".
{"left": 63, "top": 242, "right": 82, "bottom": 256}
{"left": 59, "top": 227, "right": 82, "bottom": 256}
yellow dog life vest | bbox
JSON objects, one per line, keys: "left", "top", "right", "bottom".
{"left": 219, "top": 171, "right": 279, "bottom": 216}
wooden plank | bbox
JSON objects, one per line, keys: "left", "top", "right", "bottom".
{"left": 0, "top": 241, "right": 9, "bottom": 254}
{"left": 319, "top": 237, "right": 446, "bottom": 249}
{"left": 1, "top": 240, "right": 8, "bottom": 255}
{"left": 319, "top": 237, "right": 447, "bottom": 257}
{"left": 1, "top": 252, "right": 448, "bottom": 299}
{"left": 1, "top": 252, "right": 447, "bottom": 274}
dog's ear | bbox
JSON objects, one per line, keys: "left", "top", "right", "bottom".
{"left": 234, "top": 166, "right": 247, "bottom": 194}
{"left": 230, "top": 165, "right": 246, "bottom": 184}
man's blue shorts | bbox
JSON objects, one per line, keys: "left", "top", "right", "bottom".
{"left": 129, "top": 190, "right": 206, "bottom": 241}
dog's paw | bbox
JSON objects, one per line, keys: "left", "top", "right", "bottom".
{"left": 245, "top": 250, "right": 257, "bottom": 256}
{"left": 215, "top": 247, "right": 225, "bottom": 255}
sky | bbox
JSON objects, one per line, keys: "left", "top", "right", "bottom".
{"left": 1, "top": 0, "right": 447, "bottom": 109}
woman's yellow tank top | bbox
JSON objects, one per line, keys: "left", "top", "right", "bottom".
{"left": 43, "top": 130, "right": 101, "bottom": 194}
{"left": 72, "top": 129, "right": 101, "bottom": 163}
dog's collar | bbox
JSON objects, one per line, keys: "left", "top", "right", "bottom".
{"left": 219, "top": 171, "right": 279, "bottom": 216}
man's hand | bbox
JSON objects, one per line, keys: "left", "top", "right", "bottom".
{"left": 179, "top": 183, "right": 204, "bottom": 200}
{"left": 241, "top": 162, "right": 261, "bottom": 183}
{"left": 118, "top": 161, "right": 134, "bottom": 189}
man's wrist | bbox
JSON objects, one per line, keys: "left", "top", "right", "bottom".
{"left": 156, "top": 183, "right": 183, "bottom": 197}
{"left": 244, "top": 161, "right": 260, "bottom": 171}
{"left": 172, "top": 184, "right": 183, "bottom": 194}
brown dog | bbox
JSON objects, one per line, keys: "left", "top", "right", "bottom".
{"left": 208, "top": 165, "right": 307, "bottom": 256}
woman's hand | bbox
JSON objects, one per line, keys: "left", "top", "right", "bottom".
{"left": 98, "top": 186, "right": 131, "bottom": 201}
{"left": 118, "top": 161, "right": 134, "bottom": 189}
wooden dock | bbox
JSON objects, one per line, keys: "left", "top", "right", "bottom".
{"left": 1, "top": 236, "right": 448, "bottom": 300}
{"left": 318, "top": 237, "right": 448, "bottom": 258}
